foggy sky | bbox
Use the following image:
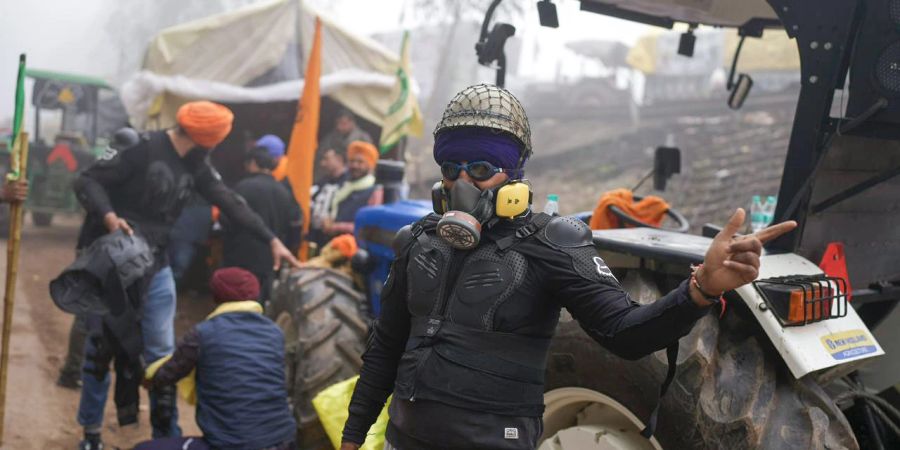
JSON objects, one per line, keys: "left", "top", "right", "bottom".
{"left": 1, "top": 0, "right": 651, "bottom": 126}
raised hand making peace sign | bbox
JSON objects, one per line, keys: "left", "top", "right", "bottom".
{"left": 691, "top": 208, "right": 798, "bottom": 306}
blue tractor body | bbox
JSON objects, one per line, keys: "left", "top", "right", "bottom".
{"left": 354, "top": 199, "right": 433, "bottom": 315}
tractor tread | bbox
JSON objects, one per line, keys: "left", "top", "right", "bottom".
{"left": 301, "top": 287, "right": 336, "bottom": 316}
{"left": 266, "top": 267, "right": 369, "bottom": 450}
{"left": 333, "top": 303, "right": 369, "bottom": 338}
{"left": 298, "top": 320, "right": 341, "bottom": 352}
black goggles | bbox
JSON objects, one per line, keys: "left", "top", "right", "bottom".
{"left": 440, "top": 161, "right": 510, "bottom": 182}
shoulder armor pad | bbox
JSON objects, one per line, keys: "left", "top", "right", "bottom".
{"left": 420, "top": 212, "right": 441, "bottom": 230}
{"left": 543, "top": 215, "right": 592, "bottom": 248}
{"left": 394, "top": 213, "right": 441, "bottom": 254}
{"left": 393, "top": 225, "right": 414, "bottom": 254}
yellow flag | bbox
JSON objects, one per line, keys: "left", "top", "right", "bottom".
{"left": 285, "top": 17, "right": 323, "bottom": 261}
{"left": 378, "top": 31, "right": 423, "bottom": 154}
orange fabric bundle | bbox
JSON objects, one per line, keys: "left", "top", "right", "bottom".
{"left": 176, "top": 101, "right": 234, "bottom": 148}
{"left": 347, "top": 141, "right": 379, "bottom": 168}
{"left": 328, "top": 234, "right": 358, "bottom": 259}
{"left": 589, "top": 188, "right": 670, "bottom": 230}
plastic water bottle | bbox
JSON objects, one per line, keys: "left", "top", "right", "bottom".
{"left": 765, "top": 195, "right": 778, "bottom": 226}
{"left": 750, "top": 195, "right": 766, "bottom": 232}
{"left": 764, "top": 196, "right": 777, "bottom": 227}
{"left": 544, "top": 194, "right": 560, "bottom": 216}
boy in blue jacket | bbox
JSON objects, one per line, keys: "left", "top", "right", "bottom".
{"left": 137, "top": 267, "right": 296, "bottom": 450}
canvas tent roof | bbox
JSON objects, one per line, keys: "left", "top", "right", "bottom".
{"left": 121, "top": 0, "right": 402, "bottom": 129}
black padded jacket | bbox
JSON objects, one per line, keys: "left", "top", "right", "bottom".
{"left": 342, "top": 213, "right": 711, "bottom": 449}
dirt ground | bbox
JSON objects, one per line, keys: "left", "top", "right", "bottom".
{"left": 0, "top": 214, "right": 208, "bottom": 449}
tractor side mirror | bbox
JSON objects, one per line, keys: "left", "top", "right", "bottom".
{"left": 653, "top": 146, "right": 681, "bottom": 191}
{"left": 476, "top": 22, "right": 516, "bottom": 67}
{"left": 728, "top": 73, "right": 754, "bottom": 110}
{"left": 475, "top": 22, "right": 516, "bottom": 86}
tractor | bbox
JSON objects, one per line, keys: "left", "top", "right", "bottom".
{"left": 268, "top": 0, "right": 900, "bottom": 448}
{"left": 1, "top": 69, "right": 126, "bottom": 228}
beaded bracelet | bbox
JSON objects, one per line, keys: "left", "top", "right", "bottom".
{"left": 690, "top": 264, "right": 726, "bottom": 317}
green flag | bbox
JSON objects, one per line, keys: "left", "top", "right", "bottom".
{"left": 378, "top": 31, "right": 423, "bottom": 154}
{"left": 9, "top": 54, "right": 26, "bottom": 179}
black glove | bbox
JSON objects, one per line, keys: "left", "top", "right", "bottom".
{"left": 150, "top": 384, "right": 177, "bottom": 434}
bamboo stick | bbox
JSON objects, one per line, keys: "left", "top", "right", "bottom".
{"left": 0, "top": 131, "right": 29, "bottom": 443}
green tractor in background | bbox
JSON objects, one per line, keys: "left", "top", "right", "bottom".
{"left": 0, "top": 69, "right": 128, "bottom": 229}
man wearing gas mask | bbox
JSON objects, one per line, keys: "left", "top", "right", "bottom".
{"left": 72, "top": 101, "right": 300, "bottom": 449}
{"left": 340, "top": 84, "right": 796, "bottom": 450}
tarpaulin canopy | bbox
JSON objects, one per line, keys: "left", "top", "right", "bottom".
{"left": 121, "top": 0, "right": 402, "bottom": 129}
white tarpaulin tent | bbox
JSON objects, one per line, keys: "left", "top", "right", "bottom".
{"left": 121, "top": 0, "right": 401, "bottom": 129}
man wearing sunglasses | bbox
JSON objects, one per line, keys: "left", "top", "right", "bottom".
{"left": 340, "top": 84, "right": 796, "bottom": 450}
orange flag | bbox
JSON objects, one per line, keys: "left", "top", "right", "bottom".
{"left": 286, "top": 17, "right": 322, "bottom": 261}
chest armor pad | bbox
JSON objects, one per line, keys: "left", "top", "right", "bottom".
{"left": 406, "top": 233, "right": 528, "bottom": 330}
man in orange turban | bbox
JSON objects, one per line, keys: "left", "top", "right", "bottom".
{"left": 322, "top": 141, "right": 383, "bottom": 237}
{"left": 175, "top": 100, "right": 234, "bottom": 148}
{"left": 347, "top": 140, "right": 379, "bottom": 170}
{"left": 70, "top": 99, "right": 301, "bottom": 447}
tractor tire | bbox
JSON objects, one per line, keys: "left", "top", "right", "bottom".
{"left": 543, "top": 270, "right": 858, "bottom": 450}
{"left": 268, "top": 267, "right": 369, "bottom": 450}
{"left": 32, "top": 211, "right": 53, "bottom": 227}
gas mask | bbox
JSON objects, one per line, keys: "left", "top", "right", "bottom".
{"left": 432, "top": 179, "right": 531, "bottom": 250}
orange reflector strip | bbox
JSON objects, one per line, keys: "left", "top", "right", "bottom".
{"left": 787, "top": 287, "right": 832, "bottom": 324}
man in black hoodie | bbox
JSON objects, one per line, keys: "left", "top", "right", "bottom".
{"left": 222, "top": 146, "right": 302, "bottom": 302}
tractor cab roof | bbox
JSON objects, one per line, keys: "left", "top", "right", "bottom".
{"left": 579, "top": 0, "right": 780, "bottom": 31}
{"left": 25, "top": 68, "right": 111, "bottom": 90}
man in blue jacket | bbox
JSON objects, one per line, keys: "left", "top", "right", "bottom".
{"left": 138, "top": 267, "right": 297, "bottom": 450}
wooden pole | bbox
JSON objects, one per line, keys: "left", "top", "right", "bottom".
{"left": 0, "top": 131, "right": 29, "bottom": 444}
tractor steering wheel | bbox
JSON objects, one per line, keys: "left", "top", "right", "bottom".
{"left": 607, "top": 194, "right": 690, "bottom": 233}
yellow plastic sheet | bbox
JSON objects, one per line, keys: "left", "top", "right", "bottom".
{"left": 312, "top": 376, "right": 391, "bottom": 450}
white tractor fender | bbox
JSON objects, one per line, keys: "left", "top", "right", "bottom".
{"left": 735, "top": 252, "right": 884, "bottom": 379}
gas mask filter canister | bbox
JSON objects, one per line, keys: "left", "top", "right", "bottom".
{"left": 436, "top": 179, "right": 495, "bottom": 250}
